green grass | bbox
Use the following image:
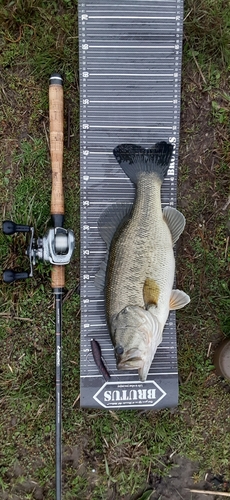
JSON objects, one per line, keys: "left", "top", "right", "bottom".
{"left": 1, "top": 0, "right": 230, "bottom": 499}
{"left": 183, "top": 0, "right": 230, "bottom": 72}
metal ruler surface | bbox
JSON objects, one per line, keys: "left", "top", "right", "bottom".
{"left": 78, "top": 0, "right": 183, "bottom": 409}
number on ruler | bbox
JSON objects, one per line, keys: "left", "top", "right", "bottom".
{"left": 81, "top": 14, "right": 88, "bottom": 20}
{"left": 82, "top": 44, "right": 89, "bottom": 50}
{"left": 83, "top": 274, "right": 89, "bottom": 280}
{"left": 83, "top": 225, "right": 89, "bottom": 231}
{"left": 83, "top": 249, "right": 90, "bottom": 255}
{"left": 83, "top": 72, "right": 89, "bottom": 78}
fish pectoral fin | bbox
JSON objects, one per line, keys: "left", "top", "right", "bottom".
{"left": 163, "top": 206, "right": 186, "bottom": 245}
{"left": 94, "top": 260, "right": 107, "bottom": 291}
{"left": 169, "top": 289, "right": 190, "bottom": 310}
{"left": 98, "top": 203, "right": 133, "bottom": 247}
{"left": 143, "top": 277, "right": 160, "bottom": 307}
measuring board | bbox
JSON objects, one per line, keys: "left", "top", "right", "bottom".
{"left": 78, "top": 0, "right": 184, "bottom": 409}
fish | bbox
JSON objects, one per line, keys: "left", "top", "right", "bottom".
{"left": 95, "top": 141, "right": 190, "bottom": 382}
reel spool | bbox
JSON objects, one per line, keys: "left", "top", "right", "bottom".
{"left": 2, "top": 220, "right": 75, "bottom": 282}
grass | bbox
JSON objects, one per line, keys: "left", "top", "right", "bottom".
{"left": 0, "top": 0, "right": 230, "bottom": 499}
{"left": 183, "top": 0, "right": 230, "bottom": 72}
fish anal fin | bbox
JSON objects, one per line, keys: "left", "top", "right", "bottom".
{"left": 143, "top": 277, "right": 160, "bottom": 307}
{"left": 163, "top": 206, "right": 186, "bottom": 245}
{"left": 169, "top": 289, "right": 190, "bottom": 310}
{"left": 98, "top": 203, "right": 132, "bottom": 247}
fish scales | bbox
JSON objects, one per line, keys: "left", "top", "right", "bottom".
{"left": 106, "top": 172, "right": 174, "bottom": 321}
{"left": 97, "top": 142, "right": 190, "bottom": 381}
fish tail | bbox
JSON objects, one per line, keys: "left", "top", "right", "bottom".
{"left": 113, "top": 141, "right": 173, "bottom": 184}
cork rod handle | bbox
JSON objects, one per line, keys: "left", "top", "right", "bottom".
{"left": 49, "top": 74, "right": 65, "bottom": 290}
{"left": 51, "top": 265, "right": 65, "bottom": 289}
{"left": 49, "top": 74, "right": 64, "bottom": 217}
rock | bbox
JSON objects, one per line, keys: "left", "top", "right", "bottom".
{"left": 12, "top": 462, "right": 23, "bottom": 478}
{"left": 33, "top": 486, "right": 44, "bottom": 500}
{"left": 10, "top": 416, "right": 17, "bottom": 427}
{"left": 13, "top": 480, "right": 36, "bottom": 494}
{"left": 0, "top": 491, "right": 9, "bottom": 500}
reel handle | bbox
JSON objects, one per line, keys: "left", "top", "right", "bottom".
{"left": 49, "top": 74, "right": 64, "bottom": 226}
{"left": 2, "top": 220, "right": 31, "bottom": 235}
{"left": 3, "top": 269, "right": 29, "bottom": 283}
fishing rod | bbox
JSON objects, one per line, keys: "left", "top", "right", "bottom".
{"left": 2, "top": 73, "right": 75, "bottom": 500}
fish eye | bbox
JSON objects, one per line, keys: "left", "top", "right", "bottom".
{"left": 115, "top": 345, "right": 124, "bottom": 355}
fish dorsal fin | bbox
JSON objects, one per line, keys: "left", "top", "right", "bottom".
{"left": 94, "top": 260, "right": 107, "bottom": 291}
{"left": 163, "top": 206, "right": 186, "bottom": 245}
{"left": 95, "top": 203, "right": 132, "bottom": 290}
{"left": 169, "top": 289, "right": 190, "bottom": 310}
{"left": 143, "top": 277, "right": 160, "bottom": 307}
{"left": 98, "top": 203, "right": 133, "bottom": 248}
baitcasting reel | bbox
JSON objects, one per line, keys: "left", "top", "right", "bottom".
{"left": 2, "top": 220, "right": 75, "bottom": 283}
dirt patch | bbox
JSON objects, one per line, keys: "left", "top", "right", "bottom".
{"left": 1, "top": 453, "right": 228, "bottom": 500}
{"left": 147, "top": 455, "right": 224, "bottom": 500}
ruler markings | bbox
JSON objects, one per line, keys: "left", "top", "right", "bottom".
{"left": 89, "top": 100, "right": 173, "bottom": 103}
{"left": 86, "top": 1, "right": 178, "bottom": 4}
{"left": 88, "top": 75, "right": 176, "bottom": 81}
{"left": 86, "top": 53, "right": 176, "bottom": 57}
{"left": 79, "top": 0, "right": 183, "bottom": 407}
{"left": 87, "top": 27, "right": 177, "bottom": 30}
{"left": 88, "top": 22, "right": 177, "bottom": 25}
{"left": 88, "top": 15, "right": 176, "bottom": 19}
{"left": 81, "top": 373, "right": 178, "bottom": 379}
{"left": 86, "top": 7, "right": 177, "bottom": 10}
{"left": 89, "top": 44, "right": 176, "bottom": 48}
{"left": 87, "top": 115, "right": 174, "bottom": 118}
{"left": 87, "top": 63, "right": 176, "bottom": 67}
{"left": 86, "top": 1, "right": 178, "bottom": 5}
{"left": 89, "top": 125, "right": 172, "bottom": 129}
{"left": 90, "top": 73, "right": 174, "bottom": 76}
{"left": 87, "top": 37, "right": 181, "bottom": 40}
{"left": 86, "top": 84, "right": 176, "bottom": 86}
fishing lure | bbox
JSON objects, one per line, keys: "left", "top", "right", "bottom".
{"left": 91, "top": 339, "right": 111, "bottom": 381}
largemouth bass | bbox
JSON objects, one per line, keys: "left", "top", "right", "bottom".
{"left": 96, "top": 141, "right": 190, "bottom": 381}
